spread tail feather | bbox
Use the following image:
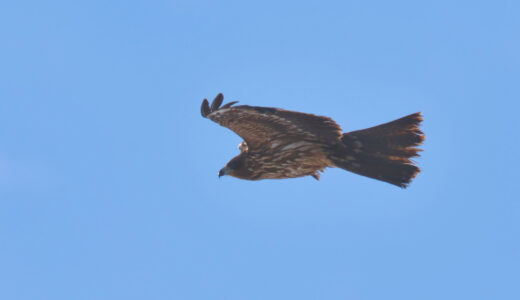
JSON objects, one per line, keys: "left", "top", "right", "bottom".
{"left": 330, "top": 112, "right": 425, "bottom": 188}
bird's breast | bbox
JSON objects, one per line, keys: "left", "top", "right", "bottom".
{"left": 245, "top": 142, "right": 332, "bottom": 179}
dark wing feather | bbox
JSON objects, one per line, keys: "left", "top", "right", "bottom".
{"left": 201, "top": 94, "right": 238, "bottom": 118}
{"left": 221, "top": 101, "right": 239, "bottom": 109}
{"left": 201, "top": 99, "right": 211, "bottom": 117}
{"left": 202, "top": 95, "right": 342, "bottom": 151}
{"left": 211, "top": 93, "right": 224, "bottom": 111}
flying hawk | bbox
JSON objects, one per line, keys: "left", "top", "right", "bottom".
{"left": 201, "top": 93, "right": 425, "bottom": 188}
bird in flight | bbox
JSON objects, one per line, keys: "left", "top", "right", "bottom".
{"left": 201, "top": 93, "right": 425, "bottom": 188}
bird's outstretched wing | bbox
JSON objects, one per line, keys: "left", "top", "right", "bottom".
{"left": 201, "top": 93, "right": 343, "bottom": 151}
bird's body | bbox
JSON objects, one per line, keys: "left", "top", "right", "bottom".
{"left": 227, "top": 140, "right": 332, "bottom": 180}
{"left": 201, "top": 93, "right": 425, "bottom": 188}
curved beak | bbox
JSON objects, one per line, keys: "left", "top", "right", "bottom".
{"left": 218, "top": 168, "right": 225, "bottom": 178}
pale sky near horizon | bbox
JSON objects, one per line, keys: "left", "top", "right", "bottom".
{"left": 1, "top": 1, "right": 519, "bottom": 299}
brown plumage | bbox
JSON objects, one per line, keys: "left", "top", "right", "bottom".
{"left": 201, "top": 93, "right": 425, "bottom": 188}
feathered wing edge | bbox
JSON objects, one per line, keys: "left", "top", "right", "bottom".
{"left": 201, "top": 93, "right": 238, "bottom": 118}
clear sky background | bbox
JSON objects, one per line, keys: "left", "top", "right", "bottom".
{"left": 1, "top": 1, "right": 519, "bottom": 299}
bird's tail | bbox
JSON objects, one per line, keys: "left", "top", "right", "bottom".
{"left": 330, "top": 112, "right": 425, "bottom": 188}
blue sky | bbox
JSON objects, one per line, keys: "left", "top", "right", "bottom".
{"left": 1, "top": 0, "right": 519, "bottom": 299}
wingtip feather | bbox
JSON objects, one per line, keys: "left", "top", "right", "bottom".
{"left": 202, "top": 93, "right": 240, "bottom": 118}
{"left": 211, "top": 93, "right": 224, "bottom": 111}
{"left": 221, "top": 101, "right": 239, "bottom": 109}
{"left": 201, "top": 99, "right": 211, "bottom": 118}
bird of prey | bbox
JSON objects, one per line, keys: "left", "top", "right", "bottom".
{"left": 201, "top": 93, "right": 425, "bottom": 188}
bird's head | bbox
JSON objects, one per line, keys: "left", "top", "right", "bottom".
{"left": 219, "top": 154, "right": 248, "bottom": 179}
